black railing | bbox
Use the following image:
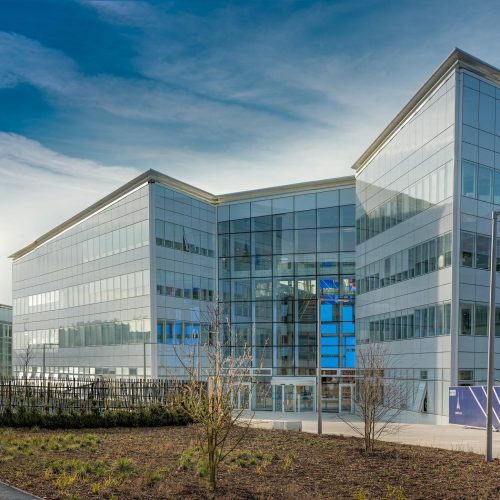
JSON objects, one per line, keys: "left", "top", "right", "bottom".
{"left": 0, "top": 377, "right": 184, "bottom": 413}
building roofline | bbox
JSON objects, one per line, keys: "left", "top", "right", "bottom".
{"left": 216, "top": 175, "right": 355, "bottom": 203}
{"left": 351, "top": 48, "right": 500, "bottom": 173}
{"left": 9, "top": 169, "right": 355, "bottom": 260}
{"left": 0, "top": 304, "right": 12, "bottom": 310}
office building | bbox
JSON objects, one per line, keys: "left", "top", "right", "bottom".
{"left": 10, "top": 172, "right": 356, "bottom": 414}
{"left": 0, "top": 304, "right": 12, "bottom": 376}
{"left": 9, "top": 49, "right": 500, "bottom": 420}
{"left": 355, "top": 49, "right": 500, "bottom": 422}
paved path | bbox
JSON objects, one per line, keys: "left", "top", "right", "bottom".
{"left": 0, "top": 481, "right": 41, "bottom": 499}
{"left": 244, "top": 412, "right": 500, "bottom": 458}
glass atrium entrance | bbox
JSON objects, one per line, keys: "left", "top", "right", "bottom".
{"left": 272, "top": 382, "right": 315, "bottom": 412}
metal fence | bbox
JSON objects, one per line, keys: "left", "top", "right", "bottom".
{"left": 0, "top": 377, "right": 184, "bottom": 413}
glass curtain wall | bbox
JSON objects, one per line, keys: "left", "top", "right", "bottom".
{"left": 218, "top": 187, "right": 356, "bottom": 410}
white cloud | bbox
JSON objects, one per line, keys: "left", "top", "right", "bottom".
{"left": 0, "top": 132, "right": 139, "bottom": 304}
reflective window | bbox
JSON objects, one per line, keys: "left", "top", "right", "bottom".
{"left": 461, "top": 160, "right": 476, "bottom": 198}
{"left": 477, "top": 165, "right": 493, "bottom": 202}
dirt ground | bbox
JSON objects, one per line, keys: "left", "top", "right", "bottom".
{"left": 0, "top": 425, "right": 499, "bottom": 499}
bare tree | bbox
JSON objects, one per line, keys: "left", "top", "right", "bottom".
{"left": 174, "top": 300, "right": 261, "bottom": 490}
{"left": 19, "top": 344, "right": 34, "bottom": 382}
{"left": 340, "top": 343, "right": 407, "bottom": 453}
{"left": 18, "top": 344, "right": 34, "bottom": 398}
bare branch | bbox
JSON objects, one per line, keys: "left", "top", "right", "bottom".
{"left": 339, "top": 343, "right": 407, "bottom": 453}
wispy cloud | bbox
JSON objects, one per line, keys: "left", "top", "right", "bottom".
{"left": 0, "top": 132, "right": 139, "bottom": 303}
{"left": 1, "top": 0, "right": 500, "bottom": 304}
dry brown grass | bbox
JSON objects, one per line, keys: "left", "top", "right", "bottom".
{"left": 0, "top": 425, "right": 498, "bottom": 499}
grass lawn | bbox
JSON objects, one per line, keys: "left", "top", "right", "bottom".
{"left": 0, "top": 425, "right": 498, "bottom": 499}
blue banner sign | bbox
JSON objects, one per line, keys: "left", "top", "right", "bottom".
{"left": 449, "top": 386, "right": 500, "bottom": 430}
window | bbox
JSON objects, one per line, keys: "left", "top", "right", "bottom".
{"left": 460, "top": 231, "right": 475, "bottom": 267}
{"left": 476, "top": 234, "right": 490, "bottom": 270}
{"left": 340, "top": 205, "right": 355, "bottom": 226}
{"left": 461, "top": 160, "right": 477, "bottom": 198}
{"left": 318, "top": 228, "right": 339, "bottom": 252}
{"left": 475, "top": 303, "right": 488, "bottom": 336}
{"left": 495, "top": 171, "right": 500, "bottom": 205}
{"left": 340, "top": 228, "right": 355, "bottom": 252}
{"left": 477, "top": 166, "right": 493, "bottom": 202}
{"left": 274, "top": 254, "right": 294, "bottom": 276}
{"left": 479, "top": 93, "right": 495, "bottom": 133}
{"left": 463, "top": 87, "right": 479, "bottom": 128}
{"left": 231, "top": 233, "right": 251, "bottom": 256}
{"left": 253, "top": 231, "right": 272, "bottom": 255}
{"left": 317, "top": 207, "right": 339, "bottom": 228}
{"left": 295, "top": 209, "right": 316, "bottom": 229}
{"left": 295, "top": 229, "right": 316, "bottom": 253}
{"left": 460, "top": 303, "right": 473, "bottom": 335}
{"left": 274, "top": 230, "right": 294, "bottom": 254}
{"left": 458, "top": 370, "right": 474, "bottom": 385}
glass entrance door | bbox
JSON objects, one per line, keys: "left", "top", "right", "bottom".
{"left": 322, "top": 381, "right": 339, "bottom": 412}
{"left": 339, "top": 384, "right": 353, "bottom": 413}
{"left": 283, "top": 385, "right": 295, "bottom": 412}
{"left": 296, "top": 385, "right": 314, "bottom": 412}
{"left": 238, "top": 383, "right": 251, "bottom": 410}
{"left": 274, "top": 385, "right": 296, "bottom": 412}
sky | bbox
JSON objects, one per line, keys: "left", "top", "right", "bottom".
{"left": 1, "top": 0, "right": 500, "bottom": 304}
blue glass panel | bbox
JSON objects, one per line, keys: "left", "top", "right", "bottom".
{"left": 172, "top": 322, "right": 182, "bottom": 344}
{"left": 321, "top": 336, "right": 338, "bottom": 345}
{"left": 321, "top": 323, "right": 338, "bottom": 334}
{"left": 345, "top": 351, "right": 355, "bottom": 368}
{"left": 322, "top": 346, "right": 338, "bottom": 355}
{"left": 156, "top": 322, "right": 163, "bottom": 343}
{"left": 343, "top": 336, "right": 356, "bottom": 368}
{"left": 321, "top": 303, "right": 333, "bottom": 322}
{"left": 321, "top": 357, "right": 338, "bottom": 368}
{"left": 165, "top": 323, "right": 173, "bottom": 344}
{"left": 342, "top": 305, "right": 353, "bottom": 321}
{"left": 343, "top": 322, "right": 355, "bottom": 334}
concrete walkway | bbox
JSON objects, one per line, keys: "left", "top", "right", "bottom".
{"left": 244, "top": 412, "right": 500, "bottom": 458}
{"left": 0, "top": 481, "right": 41, "bottom": 499}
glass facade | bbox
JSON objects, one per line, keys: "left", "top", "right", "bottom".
{"left": 357, "top": 232, "right": 452, "bottom": 295}
{"left": 0, "top": 306, "right": 12, "bottom": 376}
{"left": 152, "top": 183, "right": 217, "bottom": 379}
{"left": 358, "top": 300, "right": 452, "bottom": 343}
{"left": 10, "top": 51, "right": 500, "bottom": 418}
{"left": 12, "top": 184, "right": 151, "bottom": 379}
{"left": 217, "top": 187, "right": 356, "bottom": 406}
{"left": 458, "top": 71, "right": 500, "bottom": 387}
{"left": 355, "top": 71, "right": 456, "bottom": 420}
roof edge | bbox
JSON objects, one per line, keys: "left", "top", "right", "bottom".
{"left": 10, "top": 169, "right": 355, "bottom": 260}
{"left": 351, "top": 48, "right": 500, "bottom": 173}
{"left": 216, "top": 175, "right": 355, "bottom": 203}
{"left": 9, "top": 170, "right": 156, "bottom": 260}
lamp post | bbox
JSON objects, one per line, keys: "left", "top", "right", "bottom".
{"left": 37, "top": 343, "right": 58, "bottom": 382}
{"left": 316, "top": 293, "right": 323, "bottom": 435}
{"left": 143, "top": 341, "right": 156, "bottom": 379}
{"left": 486, "top": 211, "right": 499, "bottom": 462}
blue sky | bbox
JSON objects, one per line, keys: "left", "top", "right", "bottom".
{"left": 1, "top": 0, "right": 500, "bottom": 303}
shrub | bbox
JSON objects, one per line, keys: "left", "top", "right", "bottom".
{"left": 114, "top": 458, "right": 134, "bottom": 475}
{"left": 0, "top": 404, "right": 191, "bottom": 429}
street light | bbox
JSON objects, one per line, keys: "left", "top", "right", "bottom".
{"left": 486, "top": 211, "right": 499, "bottom": 462}
{"left": 28, "top": 343, "right": 58, "bottom": 381}
{"left": 41, "top": 343, "right": 58, "bottom": 381}
{"left": 143, "top": 341, "right": 156, "bottom": 379}
{"left": 316, "top": 293, "right": 322, "bottom": 435}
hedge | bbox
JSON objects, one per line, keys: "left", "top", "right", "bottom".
{"left": 0, "top": 403, "right": 191, "bottom": 429}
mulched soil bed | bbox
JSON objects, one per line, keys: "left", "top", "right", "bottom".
{"left": 0, "top": 425, "right": 499, "bottom": 499}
